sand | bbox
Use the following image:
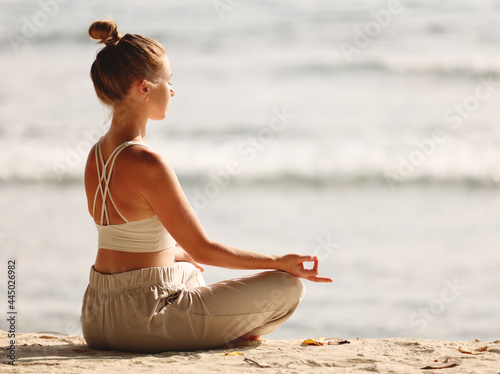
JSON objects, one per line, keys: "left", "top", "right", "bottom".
{"left": 1, "top": 331, "right": 499, "bottom": 373}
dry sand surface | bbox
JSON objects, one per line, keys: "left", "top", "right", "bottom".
{"left": 1, "top": 331, "right": 499, "bottom": 373}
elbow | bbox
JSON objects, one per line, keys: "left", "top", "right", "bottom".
{"left": 186, "top": 238, "right": 216, "bottom": 265}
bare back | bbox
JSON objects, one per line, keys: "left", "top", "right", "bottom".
{"left": 84, "top": 138, "right": 175, "bottom": 274}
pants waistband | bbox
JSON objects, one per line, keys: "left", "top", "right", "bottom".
{"left": 89, "top": 266, "right": 183, "bottom": 291}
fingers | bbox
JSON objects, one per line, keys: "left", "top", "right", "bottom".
{"left": 297, "top": 254, "right": 317, "bottom": 263}
{"left": 295, "top": 255, "right": 331, "bottom": 283}
{"left": 307, "top": 276, "right": 333, "bottom": 283}
{"left": 192, "top": 261, "right": 205, "bottom": 272}
{"left": 196, "top": 264, "right": 205, "bottom": 272}
{"left": 298, "top": 255, "right": 318, "bottom": 272}
{"left": 299, "top": 266, "right": 318, "bottom": 276}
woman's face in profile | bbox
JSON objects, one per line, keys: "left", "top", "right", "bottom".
{"left": 149, "top": 55, "right": 175, "bottom": 121}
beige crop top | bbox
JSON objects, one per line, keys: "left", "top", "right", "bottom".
{"left": 92, "top": 138, "right": 176, "bottom": 253}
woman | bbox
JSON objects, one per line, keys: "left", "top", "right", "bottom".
{"left": 80, "top": 19, "right": 332, "bottom": 352}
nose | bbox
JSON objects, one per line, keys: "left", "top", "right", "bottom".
{"left": 170, "top": 87, "right": 175, "bottom": 97}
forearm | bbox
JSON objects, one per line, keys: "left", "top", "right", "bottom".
{"left": 181, "top": 240, "right": 331, "bottom": 282}
{"left": 194, "top": 240, "right": 282, "bottom": 271}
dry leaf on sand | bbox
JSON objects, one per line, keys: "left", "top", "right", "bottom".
{"left": 325, "top": 338, "right": 351, "bottom": 345}
{"left": 421, "top": 357, "right": 462, "bottom": 370}
{"left": 219, "top": 351, "right": 244, "bottom": 356}
{"left": 301, "top": 337, "right": 326, "bottom": 346}
{"left": 301, "top": 337, "right": 350, "bottom": 346}
{"left": 458, "top": 346, "right": 488, "bottom": 355}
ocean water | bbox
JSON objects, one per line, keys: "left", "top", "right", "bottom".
{"left": 0, "top": 0, "right": 499, "bottom": 341}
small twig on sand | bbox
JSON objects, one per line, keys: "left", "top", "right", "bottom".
{"left": 244, "top": 357, "right": 271, "bottom": 368}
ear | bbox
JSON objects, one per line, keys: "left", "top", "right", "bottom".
{"left": 138, "top": 79, "right": 148, "bottom": 93}
{"left": 131, "top": 79, "right": 149, "bottom": 103}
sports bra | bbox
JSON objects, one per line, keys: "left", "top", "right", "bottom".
{"left": 92, "top": 138, "right": 176, "bottom": 253}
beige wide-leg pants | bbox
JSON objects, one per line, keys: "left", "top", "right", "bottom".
{"left": 81, "top": 262, "right": 305, "bottom": 352}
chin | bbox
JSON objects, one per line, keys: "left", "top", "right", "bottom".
{"left": 151, "top": 112, "right": 167, "bottom": 121}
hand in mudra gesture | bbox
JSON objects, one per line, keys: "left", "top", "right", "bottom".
{"left": 278, "top": 254, "right": 333, "bottom": 283}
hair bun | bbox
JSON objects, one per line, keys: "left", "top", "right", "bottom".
{"left": 89, "top": 19, "right": 122, "bottom": 46}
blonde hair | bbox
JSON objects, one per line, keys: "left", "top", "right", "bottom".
{"left": 88, "top": 19, "right": 166, "bottom": 106}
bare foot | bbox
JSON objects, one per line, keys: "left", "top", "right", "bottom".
{"left": 238, "top": 334, "right": 262, "bottom": 342}
{"left": 222, "top": 334, "right": 263, "bottom": 348}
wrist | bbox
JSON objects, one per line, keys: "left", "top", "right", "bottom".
{"left": 270, "top": 254, "right": 285, "bottom": 271}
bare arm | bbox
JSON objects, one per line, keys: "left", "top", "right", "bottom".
{"left": 139, "top": 152, "right": 332, "bottom": 283}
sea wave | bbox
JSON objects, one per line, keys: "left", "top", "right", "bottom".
{"left": 2, "top": 38, "right": 498, "bottom": 81}
{"left": 2, "top": 9, "right": 499, "bottom": 82}
{"left": 2, "top": 163, "right": 499, "bottom": 189}
{"left": 1, "top": 131, "right": 499, "bottom": 188}
{"left": 272, "top": 59, "right": 500, "bottom": 80}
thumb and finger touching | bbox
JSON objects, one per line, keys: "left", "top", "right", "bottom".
{"left": 285, "top": 255, "right": 332, "bottom": 283}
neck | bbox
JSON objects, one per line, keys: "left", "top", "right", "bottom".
{"left": 108, "top": 102, "right": 148, "bottom": 143}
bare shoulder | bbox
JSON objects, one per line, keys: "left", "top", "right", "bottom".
{"left": 118, "top": 145, "right": 178, "bottom": 190}
{"left": 122, "top": 145, "right": 171, "bottom": 174}
{"left": 84, "top": 142, "right": 175, "bottom": 187}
